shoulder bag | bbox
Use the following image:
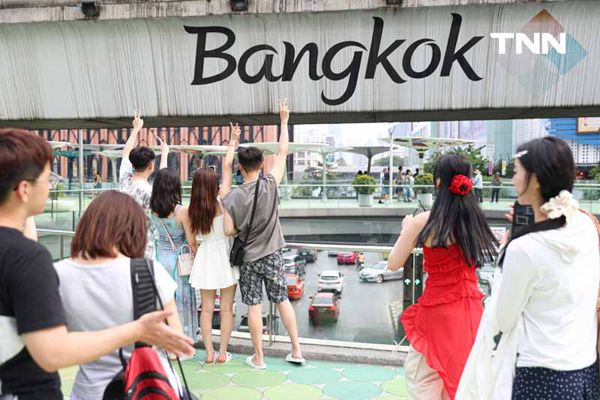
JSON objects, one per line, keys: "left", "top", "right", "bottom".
{"left": 229, "top": 178, "right": 261, "bottom": 267}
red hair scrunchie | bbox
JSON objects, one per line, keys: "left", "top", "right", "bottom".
{"left": 449, "top": 175, "right": 473, "bottom": 196}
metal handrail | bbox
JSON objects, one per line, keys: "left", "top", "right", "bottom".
{"left": 46, "top": 182, "right": 600, "bottom": 193}
{"left": 36, "top": 232, "right": 417, "bottom": 350}
{"left": 37, "top": 228, "right": 76, "bottom": 236}
{"left": 37, "top": 228, "right": 75, "bottom": 260}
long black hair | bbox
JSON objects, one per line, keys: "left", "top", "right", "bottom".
{"left": 417, "top": 153, "right": 498, "bottom": 266}
{"left": 150, "top": 168, "right": 182, "bottom": 218}
{"left": 498, "top": 136, "right": 575, "bottom": 267}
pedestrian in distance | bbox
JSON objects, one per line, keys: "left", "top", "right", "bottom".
{"left": 472, "top": 169, "right": 483, "bottom": 203}
{"left": 490, "top": 173, "right": 502, "bottom": 203}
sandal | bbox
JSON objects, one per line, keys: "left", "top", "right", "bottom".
{"left": 216, "top": 351, "right": 232, "bottom": 365}
{"left": 203, "top": 353, "right": 217, "bottom": 365}
{"left": 245, "top": 354, "right": 267, "bottom": 370}
{"left": 285, "top": 353, "right": 306, "bottom": 364}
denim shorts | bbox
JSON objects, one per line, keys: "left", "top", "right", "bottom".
{"left": 238, "top": 251, "right": 288, "bottom": 306}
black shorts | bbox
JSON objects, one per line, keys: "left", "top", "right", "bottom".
{"left": 239, "top": 251, "right": 288, "bottom": 306}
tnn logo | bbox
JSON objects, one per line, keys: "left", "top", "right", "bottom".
{"left": 490, "top": 32, "right": 567, "bottom": 55}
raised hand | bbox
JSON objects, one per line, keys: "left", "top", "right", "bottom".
{"left": 153, "top": 132, "right": 169, "bottom": 171}
{"left": 229, "top": 122, "right": 241, "bottom": 144}
{"left": 279, "top": 99, "right": 289, "bottom": 123}
{"left": 132, "top": 110, "right": 144, "bottom": 131}
{"left": 154, "top": 132, "right": 169, "bottom": 154}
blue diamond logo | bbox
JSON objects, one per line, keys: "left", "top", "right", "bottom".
{"left": 544, "top": 33, "right": 588, "bottom": 75}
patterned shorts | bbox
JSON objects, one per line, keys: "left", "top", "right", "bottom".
{"left": 239, "top": 251, "right": 288, "bottom": 306}
{"left": 512, "top": 361, "right": 599, "bottom": 400}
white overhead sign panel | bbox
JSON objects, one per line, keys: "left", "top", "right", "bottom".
{"left": 0, "top": 2, "right": 597, "bottom": 125}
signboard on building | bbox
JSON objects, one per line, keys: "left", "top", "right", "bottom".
{"left": 0, "top": 2, "right": 598, "bottom": 127}
{"left": 577, "top": 118, "right": 600, "bottom": 133}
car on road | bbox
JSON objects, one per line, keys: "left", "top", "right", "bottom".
{"left": 327, "top": 251, "right": 339, "bottom": 257}
{"left": 286, "top": 273, "right": 305, "bottom": 300}
{"left": 359, "top": 261, "right": 403, "bottom": 283}
{"left": 337, "top": 252, "right": 357, "bottom": 265}
{"left": 297, "top": 248, "right": 317, "bottom": 263}
{"left": 317, "top": 270, "right": 344, "bottom": 294}
{"left": 238, "top": 314, "right": 279, "bottom": 335}
{"left": 284, "top": 254, "right": 306, "bottom": 276}
{"left": 308, "top": 292, "right": 340, "bottom": 324}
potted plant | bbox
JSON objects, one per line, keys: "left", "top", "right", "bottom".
{"left": 414, "top": 172, "right": 434, "bottom": 208}
{"left": 352, "top": 174, "right": 377, "bottom": 207}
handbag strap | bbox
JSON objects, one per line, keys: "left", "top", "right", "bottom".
{"left": 243, "top": 177, "right": 261, "bottom": 244}
{"left": 160, "top": 218, "right": 178, "bottom": 253}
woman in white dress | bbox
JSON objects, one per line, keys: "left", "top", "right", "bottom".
{"left": 185, "top": 124, "right": 240, "bottom": 364}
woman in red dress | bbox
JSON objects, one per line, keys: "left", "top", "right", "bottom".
{"left": 388, "top": 153, "right": 498, "bottom": 399}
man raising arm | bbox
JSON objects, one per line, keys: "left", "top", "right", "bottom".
{"left": 221, "top": 101, "right": 304, "bottom": 370}
{"left": 268, "top": 99, "right": 289, "bottom": 187}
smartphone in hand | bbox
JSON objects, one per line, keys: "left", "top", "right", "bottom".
{"left": 512, "top": 201, "right": 535, "bottom": 235}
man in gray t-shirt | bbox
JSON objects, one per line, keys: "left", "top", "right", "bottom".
{"left": 221, "top": 173, "right": 284, "bottom": 262}
{"left": 222, "top": 100, "right": 305, "bottom": 369}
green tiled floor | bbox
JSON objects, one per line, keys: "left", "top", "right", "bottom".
{"left": 60, "top": 350, "right": 408, "bottom": 400}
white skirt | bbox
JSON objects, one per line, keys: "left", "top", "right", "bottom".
{"left": 189, "top": 239, "right": 239, "bottom": 290}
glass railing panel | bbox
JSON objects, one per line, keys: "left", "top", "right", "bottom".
{"left": 37, "top": 229, "right": 74, "bottom": 261}
{"left": 33, "top": 182, "right": 597, "bottom": 348}
{"left": 37, "top": 183, "right": 600, "bottom": 221}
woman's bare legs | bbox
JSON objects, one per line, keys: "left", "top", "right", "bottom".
{"left": 217, "top": 284, "right": 237, "bottom": 363}
{"left": 200, "top": 289, "right": 217, "bottom": 363}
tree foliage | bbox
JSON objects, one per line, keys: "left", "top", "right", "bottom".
{"left": 424, "top": 145, "right": 490, "bottom": 176}
{"left": 590, "top": 163, "right": 600, "bottom": 182}
{"left": 373, "top": 155, "right": 406, "bottom": 167}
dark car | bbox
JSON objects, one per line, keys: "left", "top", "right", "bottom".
{"left": 284, "top": 254, "right": 306, "bottom": 276}
{"left": 308, "top": 292, "right": 340, "bottom": 325}
{"left": 238, "top": 313, "right": 279, "bottom": 335}
{"left": 297, "top": 248, "right": 317, "bottom": 263}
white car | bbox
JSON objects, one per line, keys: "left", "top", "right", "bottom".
{"left": 359, "top": 261, "right": 403, "bottom": 283}
{"left": 317, "top": 270, "right": 344, "bottom": 294}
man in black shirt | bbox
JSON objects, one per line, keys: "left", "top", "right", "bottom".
{"left": 0, "top": 129, "right": 194, "bottom": 399}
